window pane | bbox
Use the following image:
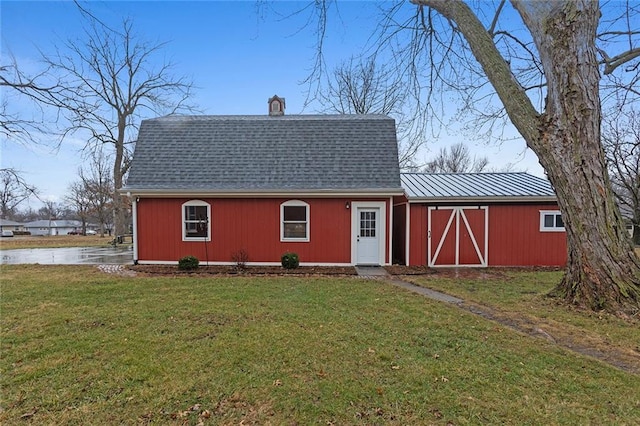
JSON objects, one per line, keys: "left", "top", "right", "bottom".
{"left": 360, "top": 211, "right": 376, "bottom": 237}
{"left": 185, "top": 222, "right": 207, "bottom": 237}
{"left": 186, "top": 205, "right": 208, "bottom": 221}
{"left": 184, "top": 204, "right": 208, "bottom": 238}
{"left": 284, "top": 223, "right": 307, "bottom": 238}
{"left": 544, "top": 214, "right": 554, "bottom": 228}
{"left": 284, "top": 205, "right": 306, "bottom": 221}
{"left": 555, "top": 214, "right": 564, "bottom": 228}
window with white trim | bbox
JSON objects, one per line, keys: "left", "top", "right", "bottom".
{"left": 540, "top": 210, "right": 565, "bottom": 232}
{"left": 182, "top": 200, "right": 211, "bottom": 241}
{"left": 281, "top": 200, "right": 309, "bottom": 241}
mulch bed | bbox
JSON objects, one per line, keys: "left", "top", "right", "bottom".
{"left": 129, "top": 264, "right": 358, "bottom": 277}
{"left": 129, "top": 264, "right": 563, "bottom": 278}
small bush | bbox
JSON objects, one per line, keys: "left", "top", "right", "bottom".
{"left": 178, "top": 255, "right": 199, "bottom": 270}
{"left": 231, "top": 249, "right": 249, "bottom": 269}
{"left": 281, "top": 252, "right": 300, "bottom": 269}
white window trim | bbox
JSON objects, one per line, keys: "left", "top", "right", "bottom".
{"left": 182, "top": 200, "right": 211, "bottom": 242}
{"left": 280, "top": 200, "right": 310, "bottom": 242}
{"left": 539, "top": 210, "right": 565, "bottom": 232}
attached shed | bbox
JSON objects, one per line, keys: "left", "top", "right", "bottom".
{"left": 123, "top": 110, "right": 403, "bottom": 266}
{"left": 395, "top": 173, "right": 567, "bottom": 267}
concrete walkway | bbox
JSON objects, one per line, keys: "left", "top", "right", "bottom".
{"left": 355, "top": 266, "right": 463, "bottom": 304}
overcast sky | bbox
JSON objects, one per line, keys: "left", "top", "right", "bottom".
{"left": 1, "top": 1, "right": 545, "bottom": 210}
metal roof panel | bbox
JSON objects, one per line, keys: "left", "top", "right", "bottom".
{"left": 401, "top": 172, "right": 556, "bottom": 200}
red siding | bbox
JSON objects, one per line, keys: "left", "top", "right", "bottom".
{"left": 428, "top": 207, "right": 487, "bottom": 266}
{"left": 136, "top": 197, "right": 391, "bottom": 264}
{"left": 487, "top": 204, "right": 566, "bottom": 266}
{"left": 408, "top": 203, "right": 567, "bottom": 267}
{"left": 459, "top": 208, "right": 486, "bottom": 265}
{"left": 408, "top": 204, "right": 428, "bottom": 266}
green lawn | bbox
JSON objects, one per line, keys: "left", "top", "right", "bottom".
{"left": 2, "top": 265, "right": 639, "bottom": 425}
{"left": 405, "top": 270, "right": 640, "bottom": 364}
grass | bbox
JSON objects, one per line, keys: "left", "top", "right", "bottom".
{"left": 2, "top": 265, "right": 639, "bottom": 425}
{"left": 0, "top": 235, "right": 117, "bottom": 250}
{"left": 405, "top": 269, "right": 640, "bottom": 372}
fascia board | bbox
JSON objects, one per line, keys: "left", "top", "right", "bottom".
{"left": 122, "top": 188, "right": 405, "bottom": 198}
{"left": 407, "top": 196, "right": 558, "bottom": 204}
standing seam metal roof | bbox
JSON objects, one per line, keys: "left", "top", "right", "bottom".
{"left": 401, "top": 172, "right": 556, "bottom": 199}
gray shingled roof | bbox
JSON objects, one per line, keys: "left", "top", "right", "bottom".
{"left": 401, "top": 172, "right": 557, "bottom": 201}
{"left": 23, "top": 220, "right": 83, "bottom": 228}
{"left": 125, "top": 114, "right": 402, "bottom": 193}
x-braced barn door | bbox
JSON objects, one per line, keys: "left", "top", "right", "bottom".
{"left": 428, "top": 206, "right": 488, "bottom": 267}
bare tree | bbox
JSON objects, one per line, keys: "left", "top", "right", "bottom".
{"left": 603, "top": 108, "right": 640, "bottom": 245}
{"left": 39, "top": 200, "right": 63, "bottom": 220}
{"left": 82, "top": 152, "right": 114, "bottom": 236}
{"left": 66, "top": 150, "right": 114, "bottom": 237}
{"left": 305, "top": 1, "right": 640, "bottom": 314}
{"left": 318, "top": 56, "right": 426, "bottom": 169}
{"left": 0, "top": 169, "right": 38, "bottom": 219}
{"left": 8, "top": 5, "right": 196, "bottom": 236}
{"left": 0, "top": 55, "right": 64, "bottom": 145}
{"left": 66, "top": 180, "right": 92, "bottom": 234}
{"left": 423, "top": 142, "right": 488, "bottom": 173}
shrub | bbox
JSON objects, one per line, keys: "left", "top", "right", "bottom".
{"left": 231, "top": 249, "right": 249, "bottom": 270}
{"left": 281, "top": 252, "right": 300, "bottom": 269}
{"left": 178, "top": 255, "right": 199, "bottom": 270}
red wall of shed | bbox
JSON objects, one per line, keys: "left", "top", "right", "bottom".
{"left": 487, "top": 204, "right": 566, "bottom": 266}
{"left": 408, "top": 204, "right": 428, "bottom": 266}
{"left": 136, "top": 197, "right": 391, "bottom": 264}
{"left": 407, "top": 203, "right": 567, "bottom": 267}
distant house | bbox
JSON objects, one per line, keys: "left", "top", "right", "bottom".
{"left": 123, "top": 96, "right": 403, "bottom": 266}
{"left": 394, "top": 173, "right": 567, "bottom": 267}
{"left": 23, "top": 220, "right": 84, "bottom": 236}
{"left": 618, "top": 204, "right": 637, "bottom": 242}
{"left": 0, "top": 219, "right": 24, "bottom": 233}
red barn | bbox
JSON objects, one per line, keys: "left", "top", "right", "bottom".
{"left": 123, "top": 96, "right": 403, "bottom": 266}
{"left": 394, "top": 173, "right": 567, "bottom": 267}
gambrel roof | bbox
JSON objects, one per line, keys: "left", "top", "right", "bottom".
{"left": 125, "top": 114, "right": 402, "bottom": 194}
{"left": 401, "top": 172, "right": 557, "bottom": 202}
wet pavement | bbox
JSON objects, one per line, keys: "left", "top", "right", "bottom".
{"left": 0, "top": 246, "right": 134, "bottom": 265}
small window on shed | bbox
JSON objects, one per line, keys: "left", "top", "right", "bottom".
{"left": 540, "top": 210, "right": 565, "bottom": 232}
{"left": 281, "top": 200, "right": 309, "bottom": 241}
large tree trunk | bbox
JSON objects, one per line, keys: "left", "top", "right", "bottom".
{"left": 112, "top": 116, "right": 128, "bottom": 237}
{"left": 417, "top": 0, "right": 640, "bottom": 315}
{"left": 514, "top": 1, "right": 640, "bottom": 315}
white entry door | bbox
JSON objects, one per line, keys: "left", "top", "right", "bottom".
{"left": 356, "top": 208, "right": 380, "bottom": 265}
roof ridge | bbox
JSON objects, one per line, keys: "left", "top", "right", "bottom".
{"left": 149, "top": 114, "right": 393, "bottom": 121}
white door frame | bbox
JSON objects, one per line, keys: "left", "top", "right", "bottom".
{"left": 351, "top": 201, "right": 387, "bottom": 265}
{"left": 428, "top": 206, "right": 488, "bottom": 267}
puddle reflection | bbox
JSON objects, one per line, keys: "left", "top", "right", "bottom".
{"left": 0, "top": 246, "right": 133, "bottom": 265}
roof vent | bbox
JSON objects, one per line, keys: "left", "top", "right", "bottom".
{"left": 268, "top": 95, "right": 285, "bottom": 116}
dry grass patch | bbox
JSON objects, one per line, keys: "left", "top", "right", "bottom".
{"left": 0, "top": 235, "right": 115, "bottom": 249}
